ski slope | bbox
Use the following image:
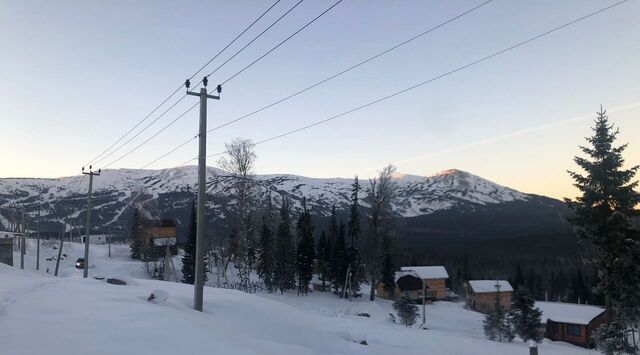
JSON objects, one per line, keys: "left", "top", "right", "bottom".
{"left": 0, "top": 241, "right": 596, "bottom": 355}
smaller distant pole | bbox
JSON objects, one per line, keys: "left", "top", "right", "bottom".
{"left": 36, "top": 210, "right": 41, "bottom": 270}
{"left": 82, "top": 166, "right": 100, "bottom": 279}
{"left": 20, "top": 236, "right": 25, "bottom": 269}
{"left": 54, "top": 219, "right": 66, "bottom": 277}
{"left": 108, "top": 226, "right": 111, "bottom": 258}
{"left": 422, "top": 279, "right": 426, "bottom": 328}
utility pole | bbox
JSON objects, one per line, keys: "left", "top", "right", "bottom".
{"left": 107, "top": 226, "right": 111, "bottom": 258}
{"left": 82, "top": 166, "right": 100, "bottom": 278}
{"left": 20, "top": 207, "right": 25, "bottom": 270}
{"left": 55, "top": 217, "right": 66, "bottom": 276}
{"left": 186, "top": 77, "right": 221, "bottom": 312}
{"left": 36, "top": 209, "right": 40, "bottom": 270}
{"left": 421, "top": 279, "right": 426, "bottom": 328}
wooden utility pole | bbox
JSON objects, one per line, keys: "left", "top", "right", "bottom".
{"left": 82, "top": 166, "right": 100, "bottom": 278}
{"left": 421, "top": 279, "right": 426, "bottom": 328}
{"left": 107, "top": 226, "right": 111, "bottom": 258}
{"left": 186, "top": 77, "right": 220, "bottom": 312}
{"left": 20, "top": 236, "right": 25, "bottom": 269}
{"left": 36, "top": 210, "right": 40, "bottom": 270}
{"left": 55, "top": 217, "right": 66, "bottom": 276}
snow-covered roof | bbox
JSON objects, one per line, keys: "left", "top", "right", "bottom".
{"left": 468, "top": 280, "right": 513, "bottom": 293}
{"left": 400, "top": 266, "right": 449, "bottom": 280}
{"left": 535, "top": 301, "right": 605, "bottom": 325}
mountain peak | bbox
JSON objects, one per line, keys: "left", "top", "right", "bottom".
{"left": 431, "top": 168, "right": 467, "bottom": 177}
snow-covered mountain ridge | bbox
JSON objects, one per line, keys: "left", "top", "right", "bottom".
{"left": 0, "top": 167, "right": 527, "bottom": 219}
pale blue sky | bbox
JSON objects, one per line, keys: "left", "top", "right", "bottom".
{"left": 1, "top": 0, "right": 638, "bottom": 199}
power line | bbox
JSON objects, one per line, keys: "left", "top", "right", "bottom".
{"left": 85, "top": 0, "right": 282, "bottom": 167}
{"left": 93, "top": 94, "right": 189, "bottom": 166}
{"left": 141, "top": 136, "right": 197, "bottom": 169}
{"left": 206, "top": 0, "right": 494, "bottom": 134}
{"left": 141, "top": 0, "right": 348, "bottom": 169}
{"left": 220, "top": 0, "right": 343, "bottom": 86}
{"left": 101, "top": 102, "right": 199, "bottom": 169}
{"left": 138, "top": 0, "right": 624, "bottom": 170}
{"left": 202, "top": 0, "right": 628, "bottom": 158}
{"left": 203, "top": 0, "right": 305, "bottom": 81}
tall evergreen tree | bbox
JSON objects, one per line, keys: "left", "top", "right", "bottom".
{"left": 331, "top": 220, "right": 348, "bottom": 295}
{"left": 317, "top": 230, "right": 330, "bottom": 291}
{"left": 483, "top": 283, "right": 514, "bottom": 342}
{"left": 347, "top": 176, "right": 363, "bottom": 297}
{"left": 380, "top": 233, "right": 396, "bottom": 297}
{"left": 512, "top": 263, "right": 525, "bottom": 291}
{"left": 257, "top": 215, "right": 276, "bottom": 292}
{"left": 274, "top": 197, "right": 296, "bottom": 294}
{"left": 181, "top": 202, "right": 208, "bottom": 284}
{"left": 296, "top": 199, "right": 315, "bottom": 295}
{"left": 129, "top": 208, "right": 143, "bottom": 260}
{"left": 393, "top": 292, "right": 419, "bottom": 327}
{"left": 508, "top": 288, "right": 543, "bottom": 343}
{"left": 566, "top": 107, "right": 640, "bottom": 333}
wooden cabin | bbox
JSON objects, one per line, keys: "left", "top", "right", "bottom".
{"left": 377, "top": 266, "right": 449, "bottom": 301}
{"left": 536, "top": 301, "right": 605, "bottom": 348}
{"left": 142, "top": 219, "right": 177, "bottom": 256}
{"left": 465, "top": 280, "right": 513, "bottom": 314}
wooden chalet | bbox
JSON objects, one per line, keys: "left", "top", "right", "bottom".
{"left": 377, "top": 266, "right": 449, "bottom": 301}
{"left": 536, "top": 301, "right": 605, "bottom": 348}
{"left": 142, "top": 219, "right": 177, "bottom": 256}
{"left": 465, "top": 280, "right": 513, "bottom": 314}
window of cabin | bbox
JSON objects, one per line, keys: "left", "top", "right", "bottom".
{"left": 566, "top": 324, "right": 581, "bottom": 337}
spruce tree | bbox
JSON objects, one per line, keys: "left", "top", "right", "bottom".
{"left": 181, "top": 202, "right": 208, "bottom": 284}
{"left": 483, "top": 284, "right": 514, "bottom": 342}
{"left": 331, "top": 220, "right": 348, "bottom": 295}
{"left": 566, "top": 107, "right": 640, "bottom": 331}
{"left": 275, "top": 197, "right": 296, "bottom": 294}
{"left": 347, "top": 175, "right": 363, "bottom": 297}
{"left": 512, "top": 263, "right": 524, "bottom": 291}
{"left": 393, "top": 292, "right": 419, "bottom": 327}
{"left": 327, "top": 205, "right": 340, "bottom": 290}
{"left": 380, "top": 234, "right": 396, "bottom": 297}
{"left": 129, "top": 208, "right": 143, "bottom": 260}
{"left": 508, "top": 288, "right": 543, "bottom": 343}
{"left": 296, "top": 199, "right": 315, "bottom": 295}
{"left": 257, "top": 215, "right": 276, "bottom": 292}
{"left": 317, "top": 230, "right": 330, "bottom": 291}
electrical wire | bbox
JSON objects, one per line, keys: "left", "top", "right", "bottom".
{"left": 204, "top": 0, "right": 629, "bottom": 158}
{"left": 101, "top": 102, "right": 200, "bottom": 169}
{"left": 220, "top": 0, "right": 343, "bottom": 85}
{"left": 141, "top": 0, "right": 494, "bottom": 169}
{"left": 85, "top": 0, "right": 283, "bottom": 167}
{"left": 202, "top": 0, "right": 305, "bottom": 81}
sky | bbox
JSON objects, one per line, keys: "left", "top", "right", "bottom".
{"left": 0, "top": 0, "right": 638, "bottom": 200}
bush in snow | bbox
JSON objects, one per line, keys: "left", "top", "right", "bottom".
{"left": 147, "top": 289, "right": 170, "bottom": 304}
{"left": 594, "top": 322, "right": 637, "bottom": 355}
{"left": 483, "top": 285, "right": 514, "bottom": 342}
{"left": 393, "top": 292, "right": 419, "bottom": 327}
{"left": 508, "top": 288, "right": 543, "bottom": 343}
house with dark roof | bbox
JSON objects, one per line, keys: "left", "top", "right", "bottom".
{"left": 377, "top": 266, "right": 449, "bottom": 301}
{"left": 536, "top": 301, "right": 605, "bottom": 348}
{"left": 142, "top": 219, "right": 177, "bottom": 256}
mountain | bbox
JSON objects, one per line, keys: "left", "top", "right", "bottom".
{"left": 0, "top": 167, "right": 569, "bottom": 245}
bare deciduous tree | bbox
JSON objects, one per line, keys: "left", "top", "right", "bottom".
{"left": 364, "top": 164, "right": 397, "bottom": 301}
{"left": 218, "top": 138, "right": 258, "bottom": 292}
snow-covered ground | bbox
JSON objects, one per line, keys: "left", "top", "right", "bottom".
{"left": 1, "top": 240, "right": 596, "bottom": 355}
